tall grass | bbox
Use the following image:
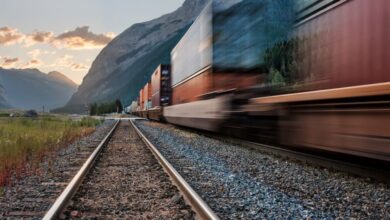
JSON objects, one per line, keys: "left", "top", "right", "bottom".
{"left": 0, "top": 117, "right": 102, "bottom": 186}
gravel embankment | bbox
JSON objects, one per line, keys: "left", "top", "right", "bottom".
{"left": 65, "top": 121, "right": 194, "bottom": 219}
{"left": 135, "top": 120, "right": 390, "bottom": 219}
{"left": 0, "top": 120, "right": 116, "bottom": 219}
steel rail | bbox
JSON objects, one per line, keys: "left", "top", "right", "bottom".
{"left": 43, "top": 119, "right": 120, "bottom": 220}
{"left": 130, "top": 119, "right": 220, "bottom": 220}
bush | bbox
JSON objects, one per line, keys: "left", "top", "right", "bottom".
{"left": 0, "top": 116, "right": 101, "bottom": 186}
{"left": 89, "top": 99, "right": 123, "bottom": 116}
{"left": 0, "top": 113, "right": 9, "bottom": 117}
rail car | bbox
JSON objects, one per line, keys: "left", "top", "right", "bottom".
{"left": 131, "top": 0, "right": 390, "bottom": 163}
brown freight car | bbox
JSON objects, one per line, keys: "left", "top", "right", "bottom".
{"left": 149, "top": 64, "right": 172, "bottom": 121}
{"left": 244, "top": 0, "right": 390, "bottom": 162}
{"left": 138, "top": 89, "right": 144, "bottom": 117}
{"left": 171, "top": 67, "right": 260, "bottom": 105}
{"left": 295, "top": 0, "right": 390, "bottom": 91}
{"left": 140, "top": 83, "right": 151, "bottom": 118}
{"left": 163, "top": 0, "right": 390, "bottom": 161}
{"left": 165, "top": 1, "right": 270, "bottom": 131}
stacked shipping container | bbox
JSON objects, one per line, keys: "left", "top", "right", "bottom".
{"left": 139, "top": 89, "right": 144, "bottom": 111}
{"left": 143, "top": 83, "right": 152, "bottom": 110}
{"left": 151, "top": 65, "right": 172, "bottom": 108}
{"left": 170, "top": 0, "right": 294, "bottom": 105}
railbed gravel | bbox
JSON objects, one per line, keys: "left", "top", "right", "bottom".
{"left": 0, "top": 120, "right": 116, "bottom": 219}
{"left": 65, "top": 120, "right": 194, "bottom": 220}
{"left": 135, "top": 119, "right": 390, "bottom": 220}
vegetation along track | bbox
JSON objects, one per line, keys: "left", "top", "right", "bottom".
{"left": 0, "top": 120, "right": 116, "bottom": 219}
{"left": 44, "top": 120, "right": 216, "bottom": 219}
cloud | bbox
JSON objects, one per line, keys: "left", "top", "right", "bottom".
{"left": 0, "top": 26, "right": 24, "bottom": 45}
{"left": 27, "top": 49, "right": 52, "bottom": 59}
{"left": 1, "top": 26, "right": 115, "bottom": 50}
{"left": 53, "top": 54, "right": 73, "bottom": 66}
{"left": 53, "top": 55, "right": 90, "bottom": 71}
{"left": 28, "top": 49, "right": 42, "bottom": 59}
{"left": 0, "top": 57, "right": 20, "bottom": 67}
{"left": 22, "top": 59, "right": 43, "bottom": 68}
{"left": 52, "top": 26, "right": 115, "bottom": 50}
{"left": 70, "top": 63, "right": 89, "bottom": 71}
{"left": 24, "top": 31, "right": 54, "bottom": 47}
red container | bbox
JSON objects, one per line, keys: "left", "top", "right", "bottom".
{"left": 142, "top": 83, "right": 152, "bottom": 110}
{"left": 139, "top": 89, "right": 144, "bottom": 111}
{"left": 151, "top": 65, "right": 171, "bottom": 107}
{"left": 171, "top": 67, "right": 261, "bottom": 105}
{"left": 213, "top": 72, "right": 261, "bottom": 92}
{"left": 172, "top": 67, "right": 213, "bottom": 105}
{"left": 294, "top": 0, "right": 390, "bottom": 92}
{"left": 136, "top": 96, "right": 140, "bottom": 109}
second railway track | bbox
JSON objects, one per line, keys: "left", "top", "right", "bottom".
{"left": 44, "top": 119, "right": 217, "bottom": 220}
{"left": 133, "top": 119, "right": 390, "bottom": 219}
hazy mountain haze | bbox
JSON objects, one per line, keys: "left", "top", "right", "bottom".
{"left": 0, "top": 68, "right": 77, "bottom": 111}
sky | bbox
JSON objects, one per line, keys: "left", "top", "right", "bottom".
{"left": 0, "top": 0, "right": 184, "bottom": 84}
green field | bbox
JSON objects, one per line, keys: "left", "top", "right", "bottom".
{"left": 0, "top": 116, "right": 102, "bottom": 186}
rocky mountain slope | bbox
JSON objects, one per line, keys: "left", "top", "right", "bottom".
{"left": 0, "top": 68, "right": 78, "bottom": 111}
{"left": 0, "top": 82, "right": 11, "bottom": 108}
{"left": 60, "top": 0, "right": 213, "bottom": 113}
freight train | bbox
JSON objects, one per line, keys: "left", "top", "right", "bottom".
{"left": 130, "top": 0, "right": 390, "bottom": 162}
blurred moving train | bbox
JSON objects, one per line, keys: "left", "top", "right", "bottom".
{"left": 129, "top": 0, "right": 390, "bottom": 162}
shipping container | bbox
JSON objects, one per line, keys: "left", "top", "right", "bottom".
{"left": 171, "top": 3, "right": 212, "bottom": 87}
{"left": 170, "top": 0, "right": 294, "bottom": 104}
{"left": 130, "top": 101, "right": 138, "bottom": 114}
{"left": 171, "top": 68, "right": 262, "bottom": 105}
{"left": 151, "top": 64, "right": 172, "bottom": 108}
{"left": 292, "top": 0, "right": 390, "bottom": 91}
{"left": 142, "top": 83, "right": 152, "bottom": 110}
{"left": 212, "top": 0, "right": 295, "bottom": 72}
{"left": 172, "top": 67, "right": 213, "bottom": 105}
{"left": 139, "top": 89, "right": 144, "bottom": 111}
{"left": 247, "top": 0, "right": 390, "bottom": 162}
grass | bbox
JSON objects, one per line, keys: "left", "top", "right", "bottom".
{"left": 0, "top": 116, "right": 102, "bottom": 186}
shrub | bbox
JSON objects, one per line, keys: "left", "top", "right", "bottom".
{"left": 0, "top": 116, "right": 101, "bottom": 186}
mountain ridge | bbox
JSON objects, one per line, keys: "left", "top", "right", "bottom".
{"left": 0, "top": 68, "right": 78, "bottom": 110}
{"left": 48, "top": 71, "right": 78, "bottom": 87}
{"left": 0, "top": 82, "right": 11, "bottom": 108}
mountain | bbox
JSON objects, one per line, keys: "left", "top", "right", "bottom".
{"left": 0, "top": 82, "right": 11, "bottom": 108}
{"left": 48, "top": 71, "right": 78, "bottom": 88}
{"left": 60, "top": 0, "right": 215, "bottom": 113}
{"left": 0, "top": 68, "right": 78, "bottom": 111}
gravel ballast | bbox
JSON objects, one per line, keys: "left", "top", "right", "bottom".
{"left": 0, "top": 120, "right": 116, "bottom": 219}
{"left": 66, "top": 120, "right": 195, "bottom": 219}
{"left": 135, "top": 120, "right": 390, "bottom": 219}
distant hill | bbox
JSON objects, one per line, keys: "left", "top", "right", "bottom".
{"left": 0, "top": 68, "right": 78, "bottom": 111}
{"left": 48, "top": 71, "right": 78, "bottom": 88}
{"left": 0, "top": 82, "right": 11, "bottom": 108}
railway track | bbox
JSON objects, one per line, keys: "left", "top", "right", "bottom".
{"left": 133, "top": 119, "right": 390, "bottom": 219}
{"left": 130, "top": 119, "right": 218, "bottom": 220}
{"left": 43, "top": 120, "right": 218, "bottom": 220}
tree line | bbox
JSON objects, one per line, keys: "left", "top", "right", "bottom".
{"left": 89, "top": 99, "right": 123, "bottom": 116}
